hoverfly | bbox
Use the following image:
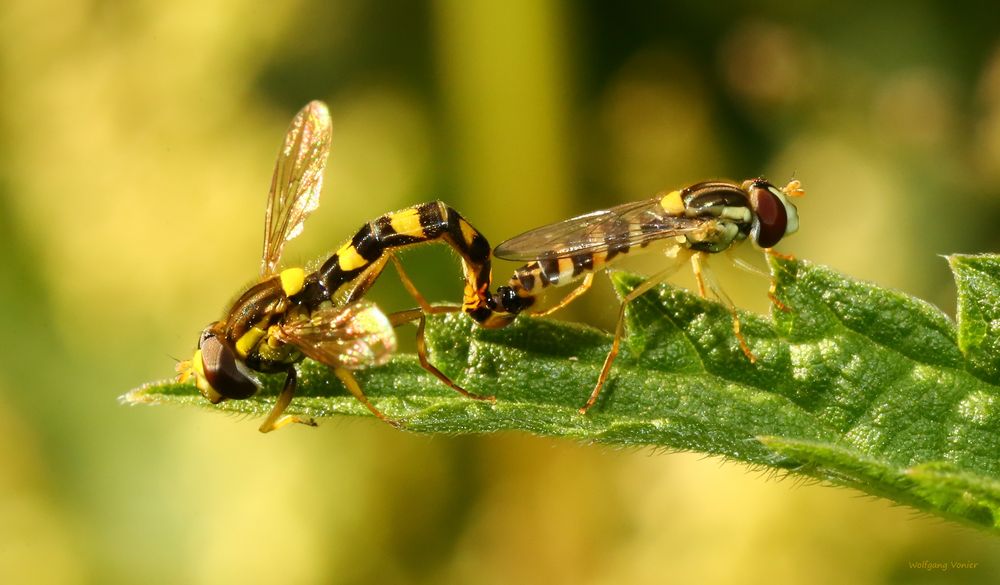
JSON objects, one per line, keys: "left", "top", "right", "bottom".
{"left": 178, "top": 101, "right": 500, "bottom": 432}
{"left": 482, "top": 178, "right": 804, "bottom": 413}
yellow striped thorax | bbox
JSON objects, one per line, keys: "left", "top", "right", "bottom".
{"left": 235, "top": 326, "right": 267, "bottom": 358}
{"left": 279, "top": 267, "right": 306, "bottom": 296}
{"left": 658, "top": 190, "right": 686, "bottom": 215}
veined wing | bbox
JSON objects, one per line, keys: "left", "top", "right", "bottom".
{"left": 261, "top": 100, "right": 333, "bottom": 276}
{"left": 277, "top": 301, "right": 397, "bottom": 370}
{"left": 494, "top": 197, "right": 705, "bottom": 261}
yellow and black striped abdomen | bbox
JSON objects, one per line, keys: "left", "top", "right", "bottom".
{"left": 507, "top": 218, "right": 661, "bottom": 297}
{"left": 511, "top": 250, "right": 610, "bottom": 294}
{"left": 292, "top": 201, "right": 495, "bottom": 321}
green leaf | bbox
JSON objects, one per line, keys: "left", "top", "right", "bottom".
{"left": 952, "top": 254, "right": 1000, "bottom": 382}
{"left": 123, "top": 255, "right": 1000, "bottom": 533}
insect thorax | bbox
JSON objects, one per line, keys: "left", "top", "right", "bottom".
{"left": 684, "top": 219, "right": 748, "bottom": 253}
{"left": 244, "top": 334, "right": 304, "bottom": 373}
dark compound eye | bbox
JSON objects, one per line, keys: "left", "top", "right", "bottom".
{"left": 748, "top": 181, "right": 788, "bottom": 249}
{"left": 198, "top": 332, "right": 258, "bottom": 401}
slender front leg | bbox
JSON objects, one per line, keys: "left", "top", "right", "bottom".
{"left": 390, "top": 255, "right": 456, "bottom": 315}
{"left": 763, "top": 248, "right": 792, "bottom": 312}
{"left": 726, "top": 249, "right": 791, "bottom": 313}
{"left": 530, "top": 273, "right": 594, "bottom": 317}
{"left": 332, "top": 367, "right": 403, "bottom": 429}
{"left": 388, "top": 307, "right": 460, "bottom": 329}
{"left": 413, "top": 312, "right": 495, "bottom": 402}
{"left": 382, "top": 257, "right": 494, "bottom": 402}
{"left": 341, "top": 256, "right": 389, "bottom": 305}
{"left": 580, "top": 264, "right": 683, "bottom": 414}
{"left": 258, "top": 368, "right": 318, "bottom": 433}
{"left": 690, "top": 252, "right": 756, "bottom": 363}
{"left": 386, "top": 309, "right": 495, "bottom": 403}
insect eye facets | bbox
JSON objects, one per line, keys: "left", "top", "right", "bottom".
{"left": 748, "top": 184, "right": 788, "bottom": 248}
{"left": 199, "top": 333, "right": 258, "bottom": 400}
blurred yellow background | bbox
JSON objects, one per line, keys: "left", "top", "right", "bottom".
{"left": 2, "top": 0, "right": 1000, "bottom": 583}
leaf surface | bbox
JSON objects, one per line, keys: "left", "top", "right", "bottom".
{"left": 125, "top": 255, "right": 1000, "bottom": 532}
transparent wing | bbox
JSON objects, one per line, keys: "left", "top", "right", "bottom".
{"left": 261, "top": 100, "right": 333, "bottom": 276}
{"left": 494, "top": 197, "right": 705, "bottom": 261}
{"left": 277, "top": 301, "right": 397, "bottom": 370}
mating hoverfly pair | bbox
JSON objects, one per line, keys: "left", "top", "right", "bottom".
{"left": 178, "top": 101, "right": 802, "bottom": 432}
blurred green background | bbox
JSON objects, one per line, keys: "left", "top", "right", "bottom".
{"left": 3, "top": 1, "right": 1000, "bottom": 583}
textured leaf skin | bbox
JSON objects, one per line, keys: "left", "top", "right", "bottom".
{"left": 952, "top": 255, "right": 1000, "bottom": 383}
{"left": 125, "top": 256, "right": 1000, "bottom": 532}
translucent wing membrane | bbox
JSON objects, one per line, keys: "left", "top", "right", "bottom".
{"left": 494, "top": 197, "right": 705, "bottom": 261}
{"left": 261, "top": 101, "right": 333, "bottom": 276}
{"left": 277, "top": 301, "right": 396, "bottom": 370}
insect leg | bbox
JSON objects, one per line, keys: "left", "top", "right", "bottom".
{"left": 729, "top": 254, "right": 768, "bottom": 277}
{"left": 580, "top": 264, "right": 684, "bottom": 414}
{"left": 384, "top": 257, "right": 494, "bottom": 402}
{"left": 258, "top": 368, "right": 318, "bottom": 433}
{"left": 727, "top": 250, "right": 790, "bottom": 312}
{"left": 341, "top": 252, "right": 464, "bottom": 316}
{"left": 764, "top": 248, "right": 795, "bottom": 261}
{"left": 389, "top": 307, "right": 459, "bottom": 329}
{"left": 690, "top": 252, "right": 757, "bottom": 363}
{"left": 767, "top": 280, "right": 790, "bottom": 312}
{"left": 390, "top": 255, "right": 457, "bottom": 315}
{"left": 530, "top": 273, "right": 594, "bottom": 317}
{"left": 341, "top": 256, "right": 389, "bottom": 304}
{"left": 411, "top": 311, "right": 495, "bottom": 402}
{"left": 332, "top": 367, "right": 403, "bottom": 429}
{"left": 763, "top": 249, "right": 793, "bottom": 312}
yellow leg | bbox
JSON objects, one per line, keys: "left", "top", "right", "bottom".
{"left": 390, "top": 255, "right": 456, "bottom": 315}
{"left": 763, "top": 248, "right": 792, "bottom": 312}
{"left": 383, "top": 272, "right": 495, "bottom": 404}
{"left": 388, "top": 307, "right": 457, "bottom": 329}
{"left": 691, "top": 252, "right": 709, "bottom": 298}
{"left": 258, "top": 369, "right": 318, "bottom": 433}
{"left": 767, "top": 280, "right": 789, "bottom": 313}
{"left": 727, "top": 249, "right": 791, "bottom": 313}
{"left": 690, "top": 252, "right": 757, "bottom": 363}
{"left": 333, "top": 367, "right": 403, "bottom": 429}
{"left": 342, "top": 256, "right": 390, "bottom": 304}
{"left": 579, "top": 264, "right": 683, "bottom": 414}
{"left": 729, "top": 254, "right": 768, "bottom": 277}
{"left": 530, "top": 273, "right": 594, "bottom": 317}
{"left": 412, "top": 312, "right": 495, "bottom": 403}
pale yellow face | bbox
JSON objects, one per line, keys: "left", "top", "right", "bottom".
{"left": 776, "top": 179, "right": 804, "bottom": 237}
{"left": 175, "top": 347, "right": 221, "bottom": 403}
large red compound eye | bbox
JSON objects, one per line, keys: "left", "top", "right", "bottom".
{"left": 199, "top": 331, "right": 258, "bottom": 401}
{"left": 748, "top": 181, "right": 787, "bottom": 248}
